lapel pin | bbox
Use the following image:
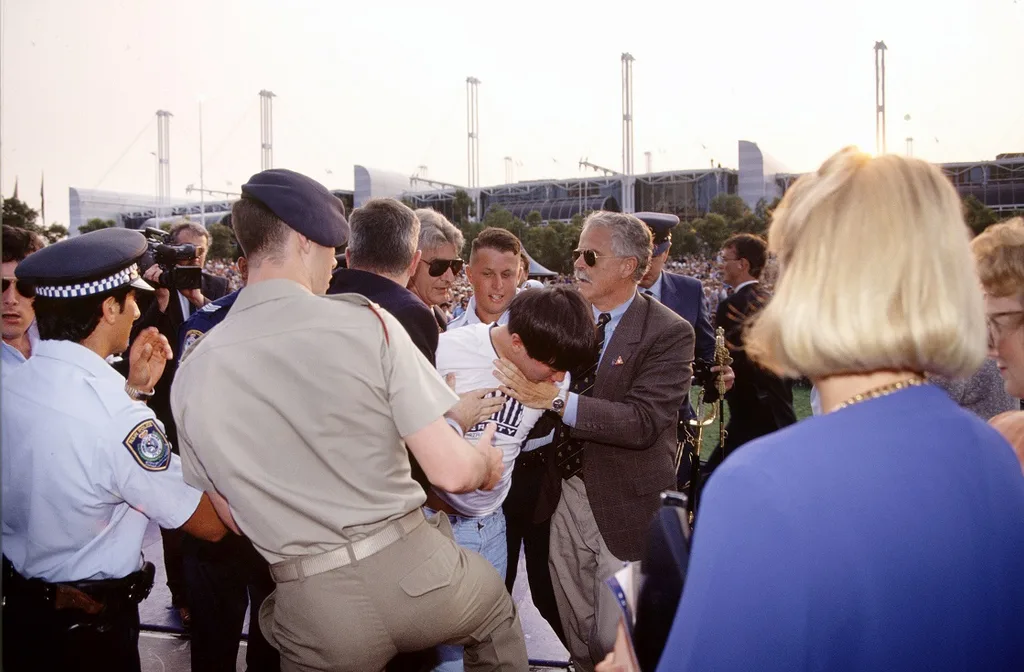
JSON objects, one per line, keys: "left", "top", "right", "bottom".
{"left": 613, "top": 356, "right": 624, "bottom": 366}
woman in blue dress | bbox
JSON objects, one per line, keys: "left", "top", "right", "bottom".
{"left": 603, "top": 148, "right": 1024, "bottom": 672}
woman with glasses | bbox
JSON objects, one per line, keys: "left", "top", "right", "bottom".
{"left": 601, "top": 149, "right": 1024, "bottom": 672}
{"left": 973, "top": 217, "right": 1024, "bottom": 470}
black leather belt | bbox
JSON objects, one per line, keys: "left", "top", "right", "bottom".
{"left": 2, "top": 555, "right": 155, "bottom": 612}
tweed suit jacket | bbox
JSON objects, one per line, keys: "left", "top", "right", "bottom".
{"left": 571, "top": 293, "right": 695, "bottom": 561}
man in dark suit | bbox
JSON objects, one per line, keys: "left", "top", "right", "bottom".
{"left": 495, "top": 211, "right": 694, "bottom": 671}
{"left": 132, "top": 221, "right": 229, "bottom": 627}
{"left": 635, "top": 212, "right": 734, "bottom": 502}
{"left": 708, "top": 233, "right": 796, "bottom": 472}
{"left": 329, "top": 199, "right": 440, "bottom": 365}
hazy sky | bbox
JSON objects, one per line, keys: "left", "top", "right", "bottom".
{"left": 3, "top": 0, "right": 1022, "bottom": 226}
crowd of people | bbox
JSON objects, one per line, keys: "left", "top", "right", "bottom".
{"left": 3, "top": 149, "right": 1024, "bottom": 672}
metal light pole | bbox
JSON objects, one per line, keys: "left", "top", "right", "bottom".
{"left": 198, "top": 98, "right": 205, "bottom": 227}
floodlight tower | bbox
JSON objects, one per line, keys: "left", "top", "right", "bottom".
{"left": 874, "top": 41, "right": 887, "bottom": 155}
{"left": 466, "top": 77, "right": 481, "bottom": 188}
{"left": 156, "top": 110, "right": 173, "bottom": 206}
{"left": 260, "top": 90, "right": 276, "bottom": 171}
{"left": 621, "top": 53, "right": 635, "bottom": 212}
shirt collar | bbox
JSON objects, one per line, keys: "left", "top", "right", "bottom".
{"left": 644, "top": 273, "right": 664, "bottom": 302}
{"left": 32, "top": 339, "right": 125, "bottom": 383}
{"left": 232, "top": 279, "right": 312, "bottom": 313}
{"left": 734, "top": 279, "right": 759, "bottom": 293}
{"left": 593, "top": 293, "right": 635, "bottom": 324}
{"left": 2, "top": 322, "right": 40, "bottom": 364}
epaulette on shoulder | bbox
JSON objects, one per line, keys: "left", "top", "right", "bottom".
{"left": 324, "top": 293, "right": 390, "bottom": 345}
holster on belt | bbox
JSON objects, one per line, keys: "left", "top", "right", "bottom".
{"left": 3, "top": 555, "right": 155, "bottom": 617}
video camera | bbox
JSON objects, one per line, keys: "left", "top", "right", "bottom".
{"left": 138, "top": 228, "right": 203, "bottom": 290}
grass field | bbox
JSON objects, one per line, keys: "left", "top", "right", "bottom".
{"left": 691, "top": 383, "right": 813, "bottom": 462}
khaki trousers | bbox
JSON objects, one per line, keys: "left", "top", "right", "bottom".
{"left": 548, "top": 476, "right": 627, "bottom": 672}
{"left": 258, "top": 512, "right": 528, "bottom": 672}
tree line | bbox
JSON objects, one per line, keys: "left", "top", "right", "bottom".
{"left": 3, "top": 190, "right": 1019, "bottom": 270}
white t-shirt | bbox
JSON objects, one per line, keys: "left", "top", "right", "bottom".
{"left": 434, "top": 323, "right": 568, "bottom": 517}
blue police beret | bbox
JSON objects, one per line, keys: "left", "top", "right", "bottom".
{"left": 240, "top": 169, "right": 350, "bottom": 248}
{"left": 15, "top": 227, "right": 154, "bottom": 299}
{"left": 635, "top": 212, "right": 680, "bottom": 256}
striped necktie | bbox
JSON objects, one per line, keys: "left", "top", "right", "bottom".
{"left": 554, "top": 312, "right": 611, "bottom": 480}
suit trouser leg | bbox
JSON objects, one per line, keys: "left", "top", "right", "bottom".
{"left": 258, "top": 513, "right": 528, "bottom": 672}
{"left": 548, "top": 476, "right": 626, "bottom": 672}
{"left": 503, "top": 455, "right": 567, "bottom": 645}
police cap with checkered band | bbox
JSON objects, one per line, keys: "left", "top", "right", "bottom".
{"left": 15, "top": 227, "right": 154, "bottom": 299}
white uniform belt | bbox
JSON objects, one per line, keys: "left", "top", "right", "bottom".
{"left": 269, "top": 509, "right": 424, "bottom": 583}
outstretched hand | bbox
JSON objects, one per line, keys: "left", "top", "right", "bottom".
{"left": 492, "top": 358, "right": 559, "bottom": 409}
{"left": 127, "top": 327, "right": 173, "bottom": 393}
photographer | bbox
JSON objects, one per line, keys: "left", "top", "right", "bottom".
{"left": 128, "top": 220, "right": 229, "bottom": 628}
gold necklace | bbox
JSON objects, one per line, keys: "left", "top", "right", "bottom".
{"left": 832, "top": 375, "right": 928, "bottom": 412}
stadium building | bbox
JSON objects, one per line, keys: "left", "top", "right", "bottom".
{"left": 68, "top": 142, "right": 1024, "bottom": 235}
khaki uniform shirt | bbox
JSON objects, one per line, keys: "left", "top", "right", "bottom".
{"left": 171, "top": 279, "right": 457, "bottom": 563}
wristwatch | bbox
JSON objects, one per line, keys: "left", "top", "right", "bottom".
{"left": 550, "top": 387, "right": 569, "bottom": 416}
{"left": 125, "top": 384, "right": 155, "bottom": 402}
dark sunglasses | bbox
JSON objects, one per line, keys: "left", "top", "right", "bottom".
{"left": 572, "top": 249, "right": 627, "bottom": 267}
{"left": 421, "top": 258, "right": 464, "bottom": 277}
{"left": 2, "top": 277, "right": 35, "bottom": 298}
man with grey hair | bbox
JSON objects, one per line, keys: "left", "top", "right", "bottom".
{"left": 409, "top": 208, "right": 465, "bottom": 333}
{"left": 329, "top": 199, "right": 441, "bottom": 364}
{"left": 495, "top": 210, "right": 695, "bottom": 671}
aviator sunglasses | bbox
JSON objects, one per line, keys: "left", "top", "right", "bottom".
{"left": 420, "top": 258, "right": 464, "bottom": 277}
{"left": 572, "top": 249, "right": 628, "bottom": 267}
{"left": 2, "top": 277, "right": 36, "bottom": 298}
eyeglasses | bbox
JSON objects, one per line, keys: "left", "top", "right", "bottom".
{"left": 2, "top": 277, "right": 35, "bottom": 298}
{"left": 420, "top": 258, "right": 464, "bottom": 277}
{"left": 986, "top": 310, "right": 1024, "bottom": 348}
{"left": 572, "top": 249, "right": 628, "bottom": 267}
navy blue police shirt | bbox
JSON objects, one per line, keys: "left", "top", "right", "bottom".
{"left": 179, "top": 289, "right": 241, "bottom": 357}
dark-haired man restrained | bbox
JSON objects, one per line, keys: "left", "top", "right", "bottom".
{"left": 429, "top": 286, "right": 595, "bottom": 671}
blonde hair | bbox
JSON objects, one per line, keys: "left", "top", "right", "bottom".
{"left": 971, "top": 217, "right": 1024, "bottom": 300}
{"left": 745, "top": 147, "right": 986, "bottom": 379}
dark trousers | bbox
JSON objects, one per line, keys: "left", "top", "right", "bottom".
{"left": 2, "top": 593, "right": 142, "bottom": 672}
{"left": 503, "top": 449, "right": 567, "bottom": 646}
{"left": 183, "top": 534, "right": 280, "bottom": 672}
{"left": 161, "top": 525, "right": 188, "bottom": 609}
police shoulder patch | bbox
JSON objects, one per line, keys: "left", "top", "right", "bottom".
{"left": 123, "top": 419, "right": 171, "bottom": 471}
{"left": 183, "top": 329, "right": 205, "bottom": 353}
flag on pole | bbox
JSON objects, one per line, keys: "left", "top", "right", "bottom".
{"left": 40, "top": 173, "right": 46, "bottom": 226}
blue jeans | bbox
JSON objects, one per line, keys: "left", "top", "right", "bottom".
{"left": 422, "top": 507, "right": 508, "bottom": 672}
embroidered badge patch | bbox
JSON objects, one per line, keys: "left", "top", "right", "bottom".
{"left": 123, "top": 420, "right": 171, "bottom": 471}
{"left": 182, "top": 329, "right": 204, "bottom": 353}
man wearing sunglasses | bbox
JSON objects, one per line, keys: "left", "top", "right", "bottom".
{"left": 130, "top": 220, "right": 230, "bottom": 629}
{"left": 2, "top": 225, "right": 44, "bottom": 368}
{"left": 495, "top": 211, "right": 695, "bottom": 671}
{"left": 409, "top": 209, "right": 465, "bottom": 332}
